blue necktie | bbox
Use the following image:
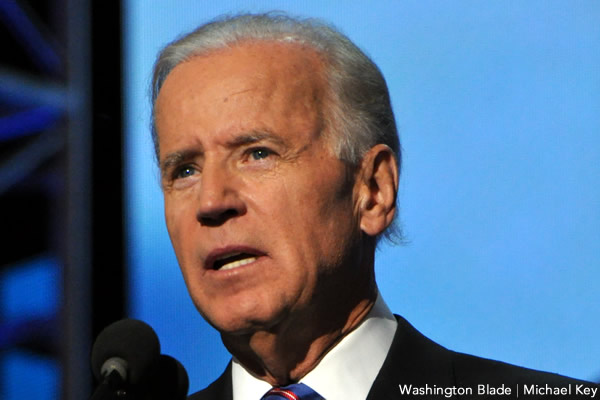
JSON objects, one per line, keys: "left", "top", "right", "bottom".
{"left": 261, "top": 383, "right": 324, "bottom": 400}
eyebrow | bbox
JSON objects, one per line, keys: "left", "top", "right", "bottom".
{"left": 227, "top": 130, "right": 287, "bottom": 148}
{"left": 160, "top": 149, "right": 199, "bottom": 177}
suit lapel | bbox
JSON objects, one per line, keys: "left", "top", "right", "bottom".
{"left": 188, "top": 362, "right": 233, "bottom": 400}
{"left": 366, "top": 315, "right": 456, "bottom": 399}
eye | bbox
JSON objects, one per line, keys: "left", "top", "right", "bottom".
{"left": 175, "top": 165, "right": 197, "bottom": 179}
{"left": 250, "top": 148, "right": 272, "bottom": 160}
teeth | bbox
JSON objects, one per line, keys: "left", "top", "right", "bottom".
{"left": 219, "top": 256, "right": 257, "bottom": 271}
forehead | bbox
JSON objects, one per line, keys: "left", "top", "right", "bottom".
{"left": 154, "top": 41, "right": 329, "bottom": 153}
{"left": 155, "top": 40, "right": 327, "bottom": 113}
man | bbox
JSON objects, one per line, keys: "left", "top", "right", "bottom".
{"left": 151, "top": 13, "right": 597, "bottom": 399}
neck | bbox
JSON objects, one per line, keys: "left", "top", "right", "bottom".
{"left": 222, "top": 281, "right": 377, "bottom": 386}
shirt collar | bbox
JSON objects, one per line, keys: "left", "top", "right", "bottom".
{"left": 231, "top": 292, "right": 397, "bottom": 400}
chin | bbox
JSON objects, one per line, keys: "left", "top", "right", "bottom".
{"left": 200, "top": 302, "right": 287, "bottom": 336}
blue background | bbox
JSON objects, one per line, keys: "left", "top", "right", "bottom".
{"left": 124, "top": 1, "right": 600, "bottom": 394}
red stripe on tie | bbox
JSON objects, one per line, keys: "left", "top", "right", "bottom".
{"left": 268, "top": 388, "right": 300, "bottom": 400}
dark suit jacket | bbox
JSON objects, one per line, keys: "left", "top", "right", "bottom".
{"left": 189, "top": 315, "right": 598, "bottom": 399}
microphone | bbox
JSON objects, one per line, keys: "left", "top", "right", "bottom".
{"left": 90, "top": 319, "right": 189, "bottom": 399}
{"left": 91, "top": 319, "right": 160, "bottom": 386}
{"left": 145, "top": 355, "right": 190, "bottom": 400}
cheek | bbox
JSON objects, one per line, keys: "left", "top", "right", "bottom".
{"left": 274, "top": 173, "right": 356, "bottom": 258}
{"left": 164, "top": 200, "right": 179, "bottom": 239}
{"left": 288, "top": 169, "right": 355, "bottom": 226}
{"left": 164, "top": 202, "right": 199, "bottom": 290}
{"left": 164, "top": 196, "right": 193, "bottom": 256}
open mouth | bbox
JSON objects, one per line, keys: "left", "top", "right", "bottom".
{"left": 213, "top": 252, "right": 258, "bottom": 271}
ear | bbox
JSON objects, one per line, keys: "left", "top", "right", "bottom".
{"left": 355, "top": 144, "right": 399, "bottom": 237}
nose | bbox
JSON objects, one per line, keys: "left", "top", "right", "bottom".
{"left": 196, "top": 163, "right": 246, "bottom": 226}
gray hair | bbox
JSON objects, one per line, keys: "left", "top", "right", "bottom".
{"left": 151, "top": 12, "right": 402, "bottom": 242}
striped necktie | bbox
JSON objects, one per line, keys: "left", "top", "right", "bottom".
{"left": 261, "top": 383, "right": 324, "bottom": 400}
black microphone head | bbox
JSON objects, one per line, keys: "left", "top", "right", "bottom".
{"left": 144, "top": 354, "right": 189, "bottom": 400}
{"left": 91, "top": 319, "right": 160, "bottom": 385}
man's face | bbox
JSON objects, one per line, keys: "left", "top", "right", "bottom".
{"left": 154, "top": 41, "right": 367, "bottom": 335}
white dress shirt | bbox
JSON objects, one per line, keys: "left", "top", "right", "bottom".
{"left": 231, "top": 292, "right": 397, "bottom": 400}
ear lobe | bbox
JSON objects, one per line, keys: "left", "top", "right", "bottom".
{"left": 357, "top": 144, "right": 399, "bottom": 236}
